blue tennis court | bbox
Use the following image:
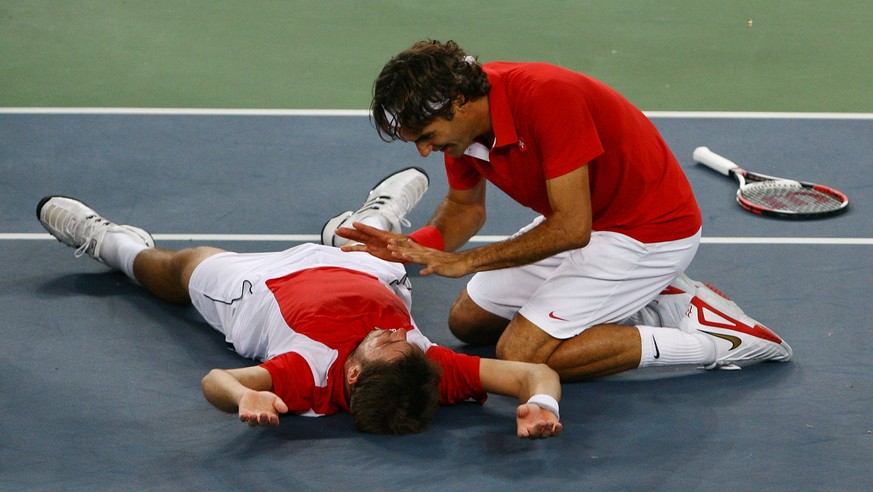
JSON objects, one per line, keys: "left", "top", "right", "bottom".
{"left": 1, "top": 110, "right": 871, "bottom": 490}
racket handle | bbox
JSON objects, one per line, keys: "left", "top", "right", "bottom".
{"left": 693, "top": 146, "right": 739, "bottom": 175}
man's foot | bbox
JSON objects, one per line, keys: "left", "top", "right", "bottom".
{"left": 680, "top": 285, "right": 792, "bottom": 370}
{"left": 321, "top": 167, "right": 429, "bottom": 247}
{"left": 37, "top": 195, "right": 154, "bottom": 263}
{"left": 629, "top": 273, "right": 728, "bottom": 328}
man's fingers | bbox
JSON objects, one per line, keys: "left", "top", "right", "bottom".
{"left": 340, "top": 244, "right": 368, "bottom": 253}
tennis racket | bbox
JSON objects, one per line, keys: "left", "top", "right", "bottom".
{"left": 693, "top": 146, "right": 849, "bottom": 219}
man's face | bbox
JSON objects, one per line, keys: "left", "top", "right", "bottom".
{"left": 400, "top": 112, "right": 477, "bottom": 160}
{"left": 355, "top": 328, "right": 417, "bottom": 363}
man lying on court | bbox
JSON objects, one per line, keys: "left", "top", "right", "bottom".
{"left": 36, "top": 168, "right": 562, "bottom": 437}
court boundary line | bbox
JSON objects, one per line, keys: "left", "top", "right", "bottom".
{"left": 4, "top": 233, "right": 872, "bottom": 245}
{"left": 1, "top": 108, "right": 873, "bottom": 119}
{"left": 6, "top": 110, "right": 868, "bottom": 246}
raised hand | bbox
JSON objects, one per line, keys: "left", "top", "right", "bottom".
{"left": 337, "top": 222, "right": 408, "bottom": 263}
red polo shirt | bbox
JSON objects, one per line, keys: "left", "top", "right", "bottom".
{"left": 259, "top": 267, "right": 485, "bottom": 416}
{"left": 445, "top": 62, "right": 701, "bottom": 243}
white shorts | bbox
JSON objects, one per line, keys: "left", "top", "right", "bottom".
{"left": 187, "top": 243, "right": 413, "bottom": 359}
{"left": 466, "top": 216, "right": 701, "bottom": 339}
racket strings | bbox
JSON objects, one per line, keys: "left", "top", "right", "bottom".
{"left": 740, "top": 182, "right": 845, "bottom": 214}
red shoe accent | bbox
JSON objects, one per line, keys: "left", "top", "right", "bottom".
{"left": 702, "top": 282, "right": 731, "bottom": 300}
{"left": 659, "top": 285, "right": 686, "bottom": 295}
{"left": 690, "top": 297, "right": 783, "bottom": 344}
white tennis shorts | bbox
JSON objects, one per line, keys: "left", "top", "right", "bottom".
{"left": 466, "top": 216, "right": 701, "bottom": 339}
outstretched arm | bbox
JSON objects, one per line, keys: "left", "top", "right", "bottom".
{"left": 390, "top": 167, "right": 592, "bottom": 277}
{"left": 479, "top": 358, "right": 563, "bottom": 438}
{"left": 201, "top": 366, "right": 289, "bottom": 427}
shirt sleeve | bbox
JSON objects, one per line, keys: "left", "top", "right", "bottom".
{"left": 425, "top": 346, "right": 487, "bottom": 405}
{"left": 260, "top": 353, "right": 317, "bottom": 414}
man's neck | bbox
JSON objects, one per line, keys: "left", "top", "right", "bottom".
{"left": 465, "top": 96, "right": 494, "bottom": 144}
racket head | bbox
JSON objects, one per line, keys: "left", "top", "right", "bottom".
{"left": 736, "top": 178, "right": 849, "bottom": 219}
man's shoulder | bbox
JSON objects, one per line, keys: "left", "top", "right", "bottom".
{"left": 486, "top": 60, "right": 580, "bottom": 76}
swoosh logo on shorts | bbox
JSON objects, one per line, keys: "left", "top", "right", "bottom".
{"left": 548, "top": 311, "right": 568, "bottom": 321}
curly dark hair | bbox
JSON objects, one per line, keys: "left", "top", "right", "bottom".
{"left": 349, "top": 349, "right": 442, "bottom": 435}
{"left": 371, "top": 39, "right": 491, "bottom": 141}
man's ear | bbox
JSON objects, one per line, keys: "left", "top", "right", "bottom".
{"left": 453, "top": 95, "right": 467, "bottom": 110}
{"left": 346, "top": 361, "right": 362, "bottom": 386}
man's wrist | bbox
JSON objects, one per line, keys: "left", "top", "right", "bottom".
{"left": 526, "top": 394, "right": 560, "bottom": 420}
{"left": 408, "top": 226, "right": 445, "bottom": 251}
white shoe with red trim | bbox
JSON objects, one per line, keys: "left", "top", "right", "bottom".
{"left": 680, "top": 285, "right": 792, "bottom": 370}
{"left": 629, "top": 273, "right": 728, "bottom": 328}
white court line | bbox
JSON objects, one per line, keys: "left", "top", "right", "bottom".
{"left": 1, "top": 108, "right": 873, "bottom": 119}
{"left": 0, "top": 108, "right": 369, "bottom": 116}
{"left": 4, "top": 110, "right": 868, "bottom": 244}
{"left": 4, "top": 233, "right": 873, "bottom": 245}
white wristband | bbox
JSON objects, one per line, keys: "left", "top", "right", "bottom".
{"left": 526, "top": 394, "right": 560, "bottom": 420}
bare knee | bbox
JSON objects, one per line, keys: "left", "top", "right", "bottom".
{"left": 135, "top": 246, "right": 224, "bottom": 304}
{"left": 495, "top": 315, "right": 558, "bottom": 364}
{"left": 174, "top": 246, "right": 224, "bottom": 287}
{"left": 448, "top": 288, "right": 510, "bottom": 345}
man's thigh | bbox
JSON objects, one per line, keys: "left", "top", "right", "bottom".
{"left": 470, "top": 229, "right": 700, "bottom": 339}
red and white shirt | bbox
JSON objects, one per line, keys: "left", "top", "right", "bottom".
{"left": 255, "top": 265, "right": 485, "bottom": 417}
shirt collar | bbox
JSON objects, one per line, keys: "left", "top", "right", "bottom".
{"left": 483, "top": 66, "right": 519, "bottom": 149}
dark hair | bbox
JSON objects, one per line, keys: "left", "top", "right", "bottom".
{"left": 349, "top": 350, "right": 442, "bottom": 435}
{"left": 371, "top": 39, "right": 491, "bottom": 141}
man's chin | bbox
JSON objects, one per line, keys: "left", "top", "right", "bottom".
{"left": 443, "top": 147, "right": 464, "bottom": 158}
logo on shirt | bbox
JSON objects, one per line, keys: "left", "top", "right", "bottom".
{"left": 389, "top": 274, "right": 412, "bottom": 290}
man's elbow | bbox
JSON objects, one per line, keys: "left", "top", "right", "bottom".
{"left": 569, "top": 227, "right": 591, "bottom": 249}
{"left": 200, "top": 369, "right": 226, "bottom": 403}
{"left": 547, "top": 213, "right": 590, "bottom": 250}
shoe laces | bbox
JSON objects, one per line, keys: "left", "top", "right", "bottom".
{"left": 356, "top": 193, "right": 412, "bottom": 228}
{"left": 69, "top": 214, "right": 110, "bottom": 258}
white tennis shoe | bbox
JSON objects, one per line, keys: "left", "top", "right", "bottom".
{"left": 321, "top": 167, "right": 429, "bottom": 246}
{"left": 628, "top": 273, "right": 727, "bottom": 328}
{"left": 37, "top": 195, "right": 154, "bottom": 263}
{"left": 680, "top": 285, "right": 792, "bottom": 370}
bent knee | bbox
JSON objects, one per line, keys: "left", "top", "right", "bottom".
{"left": 495, "top": 316, "right": 559, "bottom": 364}
{"left": 494, "top": 337, "right": 549, "bottom": 364}
{"left": 495, "top": 336, "right": 542, "bottom": 363}
{"left": 448, "top": 288, "right": 509, "bottom": 345}
{"left": 175, "top": 246, "right": 225, "bottom": 286}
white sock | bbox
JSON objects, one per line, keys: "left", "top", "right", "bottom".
{"left": 100, "top": 230, "right": 149, "bottom": 281}
{"left": 621, "top": 295, "right": 692, "bottom": 329}
{"left": 620, "top": 304, "right": 661, "bottom": 327}
{"left": 636, "top": 325, "right": 716, "bottom": 368}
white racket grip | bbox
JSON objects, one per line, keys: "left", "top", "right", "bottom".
{"left": 693, "top": 146, "right": 739, "bottom": 176}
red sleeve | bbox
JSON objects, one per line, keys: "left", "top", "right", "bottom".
{"left": 425, "top": 346, "right": 487, "bottom": 405}
{"left": 259, "top": 353, "right": 316, "bottom": 414}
